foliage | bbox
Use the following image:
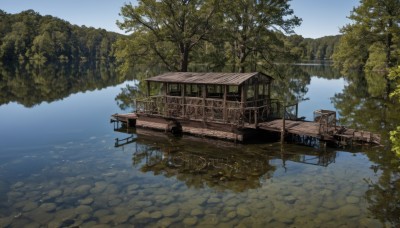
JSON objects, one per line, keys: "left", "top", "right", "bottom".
{"left": 287, "top": 35, "right": 341, "bottom": 61}
{"left": 333, "top": 0, "right": 400, "bottom": 75}
{"left": 389, "top": 66, "right": 400, "bottom": 157}
{"left": 117, "top": 0, "right": 220, "bottom": 72}
{"left": 0, "top": 10, "right": 121, "bottom": 63}
{"left": 116, "top": 0, "right": 301, "bottom": 73}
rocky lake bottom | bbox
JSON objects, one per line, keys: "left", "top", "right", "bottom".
{"left": 0, "top": 134, "right": 385, "bottom": 227}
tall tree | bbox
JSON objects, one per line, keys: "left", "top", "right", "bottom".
{"left": 333, "top": 0, "right": 400, "bottom": 75}
{"left": 221, "top": 0, "right": 301, "bottom": 72}
{"left": 117, "top": 0, "right": 219, "bottom": 72}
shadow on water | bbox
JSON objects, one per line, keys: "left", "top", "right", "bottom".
{"left": 114, "top": 128, "right": 337, "bottom": 193}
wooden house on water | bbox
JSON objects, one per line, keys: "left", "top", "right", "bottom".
{"left": 126, "top": 72, "right": 285, "bottom": 141}
{"left": 111, "top": 71, "right": 380, "bottom": 145}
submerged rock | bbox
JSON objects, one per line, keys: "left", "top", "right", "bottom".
{"left": 345, "top": 196, "right": 360, "bottom": 204}
{"left": 48, "top": 189, "right": 63, "bottom": 198}
{"left": 337, "top": 204, "right": 361, "bottom": 217}
{"left": 162, "top": 207, "right": 179, "bottom": 217}
{"left": 183, "top": 217, "right": 198, "bottom": 226}
{"left": 39, "top": 203, "right": 57, "bottom": 212}
{"left": 79, "top": 197, "right": 94, "bottom": 205}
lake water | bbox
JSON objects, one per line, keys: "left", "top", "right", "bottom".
{"left": 0, "top": 63, "right": 399, "bottom": 227}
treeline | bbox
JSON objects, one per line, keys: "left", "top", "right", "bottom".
{"left": 0, "top": 10, "right": 121, "bottom": 63}
{"left": 287, "top": 35, "right": 341, "bottom": 61}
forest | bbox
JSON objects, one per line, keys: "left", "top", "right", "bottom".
{"left": 0, "top": 9, "right": 338, "bottom": 66}
{"left": 0, "top": 10, "right": 121, "bottom": 63}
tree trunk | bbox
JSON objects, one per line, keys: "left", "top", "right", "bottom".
{"left": 180, "top": 42, "right": 189, "bottom": 72}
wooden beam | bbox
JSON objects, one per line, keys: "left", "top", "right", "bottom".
{"left": 223, "top": 85, "right": 227, "bottom": 122}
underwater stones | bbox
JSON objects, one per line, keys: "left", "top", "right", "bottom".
{"left": 72, "top": 184, "right": 91, "bottom": 196}
{"left": 54, "top": 208, "right": 78, "bottom": 221}
{"left": 236, "top": 206, "right": 251, "bottom": 217}
{"left": 25, "top": 209, "right": 55, "bottom": 224}
{"left": 79, "top": 197, "right": 94, "bottom": 205}
{"left": 190, "top": 208, "right": 204, "bottom": 216}
{"left": 337, "top": 204, "right": 361, "bottom": 218}
{"left": 0, "top": 216, "right": 13, "bottom": 227}
{"left": 90, "top": 182, "right": 107, "bottom": 194}
{"left": 47, "top": 189, "right": 63, "bottom": 198}
{"left": 39, "top": 202, "right": 57, "bottom": 212}
{"left": 12, "top": 181, "right": 24, "bottom": 189}
{"left": 200, "top": 214, "right": 219, "bottom": 225}
{"left": 345, "top": 196, "right": 360, "bottom": 204}
{"left": 207, "top": 197, "right": 221, "bottom": 204}
{"left": 108, "top": 197, "right": 123, "bottom": 207}
{"left": 162, "top": 206, "right": 179, "bottom": 217}
{"left": 75, "top": 205, "right": 93, "bottom": 214}
{"left": 156, "top": 218, "right": 174, "bottom": 227}
{"left": 93, "top": 209, "right": 111, "bottom": 218}
{"left": 183, "top": 217, "right": 198, "bottom": 226}
{"left": 135, "top": 211, "right": 151, "bottom": 220}
{"left": 113, "top": 213, "right": 131, "bottom": 224}
{"left": 22, "top": 201, "right": 39, "bottom": 212}
{"left": 226, "top": 211, "right": 237, "bottom": 219}
{"left": 359, "top": 217, "right": 382, "bottom": 227}
{"left": 150, "top": 211, "right": 163, "bottom": 219}
{"left": 189, "top": 197, "right": 207, "bottom": 206}
{"left": 322, "top": 200, "right": 339, "bottom": 210}
{"left": 284, "top": 196, "right": 297, "bottom": 204}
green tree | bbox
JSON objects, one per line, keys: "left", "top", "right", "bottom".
{"left": 389, "top": 66, "right": 400, "bottom": 157}
{"left": 333, "top": 0, "right": 400, "bottom": 75}
{"left": 221, "top": 0, "right": 301, "bottom": 72}
{"left": 117, "top": 0, "right": 220, "bottom": 72}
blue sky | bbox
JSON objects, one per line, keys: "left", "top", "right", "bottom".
{"left": 0, "top": 0, "right": 359, "bottom": 38}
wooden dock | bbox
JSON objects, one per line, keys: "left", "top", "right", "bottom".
{"left": 258, "top": 119, "right": 381, "bottom": 145}
{"left": 111, "top": 112, "right": 381, "bottom": 146}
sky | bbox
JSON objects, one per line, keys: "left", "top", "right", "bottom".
{"left": 0, "top": 0, "right": 360, "bottom": 38}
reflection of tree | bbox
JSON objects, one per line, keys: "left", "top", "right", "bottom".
{"left": 297, "top": 63, "right": 342, "bottom": 80}
{"left": 364, "top": 146, "right": 400, "bottom": 227}
{"left": 332, "top": 71, "right": 400, "bottom": 226}
{"left": 270, "top": 64, "right": 311, "bottom": 107}
{"left": 0, "top": 62, "right": 133, "bottom": 107}
{"left": 132, "top": 139, "right": 276, "bottom": 192}
{"left": 126, "top": 131, "right": 337, "bottom": 192}
{"left": 332, "top": 71, "right": 400, "bottom": 144}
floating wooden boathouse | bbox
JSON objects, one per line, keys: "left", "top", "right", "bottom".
{"left": 111, "top": 72, "right": 381, "bottom": 146}
{"left": 133, "top": 72, "right": 283, "bottom": 141}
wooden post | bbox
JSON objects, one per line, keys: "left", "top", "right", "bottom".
{"left": 202, "top": 85, "right": 206, "bottom": 121}
{"left": 281, "top": 103, "right": 286, "bottom": 144}
{"left": 240, "top": 84, "right": 246, "bottom": 125}
{"left": 223, "top": 85, "right": 227, "bottom": 122}
{"left": 164, "top": 83, "right": 168, "bottom": 117}
{"left": 182, "top": 84, "right": 186, "bottom": 117}
{"left": 147, "top": 81, "right": 151, "bottom": 97}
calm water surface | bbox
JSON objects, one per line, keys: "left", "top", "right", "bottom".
{"left": 0, "top": 64, "right": 398, "bottom": 227}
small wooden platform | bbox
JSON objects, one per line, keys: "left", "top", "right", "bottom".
{"left": 258, "top": 119, "right": 381, "bottom": 145}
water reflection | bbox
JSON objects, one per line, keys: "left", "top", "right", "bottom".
{"left": 0, "top": 62, "right": 134, "bottom": 107}
{"left": 122, "top": 129, "right": 337, "bottom": 192}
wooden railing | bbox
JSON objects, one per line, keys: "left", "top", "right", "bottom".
{"left": 135, "top": 96, "right": 282, "bottom": 125}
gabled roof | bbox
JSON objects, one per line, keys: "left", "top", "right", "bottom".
{"left": 145, "top": 72, "right": 272, "bottom": 86}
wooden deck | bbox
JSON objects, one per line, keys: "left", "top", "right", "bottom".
{"left": 110, "top": 113, "right": 381, "bottom": 146}
{"left": 258, "top": 119, "right": 381, "bottom": 145}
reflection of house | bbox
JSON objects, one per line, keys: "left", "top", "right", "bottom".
{"left": 134, "top": 72, "right": 282, "bottom": 141}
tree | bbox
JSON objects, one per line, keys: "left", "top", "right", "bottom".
{"left": 117, "top": 0, "right": 219, "bottom": 72}
{"left": 389, "top": 66, "right": 400, "bottom": 158}
{"left": 221, "top": 0, "right": 301, "bottom": 72}
{"left": 333, "top": 0, "right": 400, "bottom": 75}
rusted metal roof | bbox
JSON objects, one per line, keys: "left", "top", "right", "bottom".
{"left": 145, "top": 72, "right": 272, "bottom": 85}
